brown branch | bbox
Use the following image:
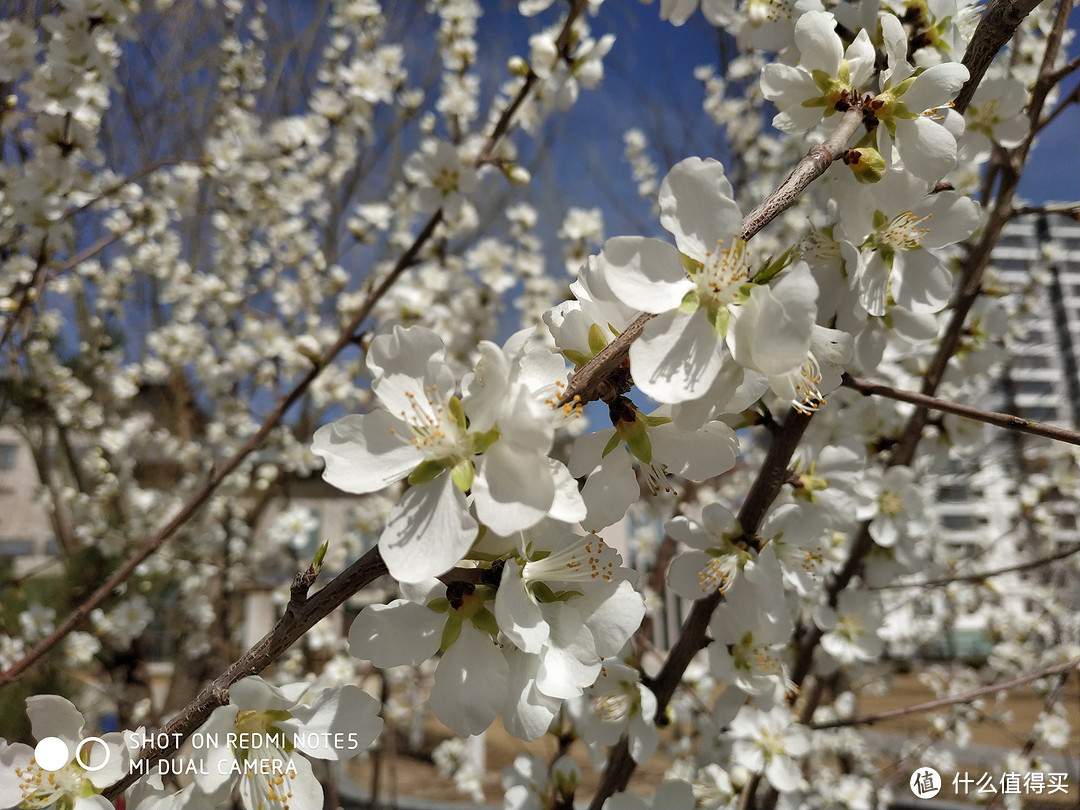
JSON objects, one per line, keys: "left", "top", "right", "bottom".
{"left": 842, "top": 374, "right": 1080, "bottom": 447}
{"left": 952, "top": 0, "right": 1046, "bottom": 114}
{"left": 560, "top": 106, "right": 865, "bottom": 408}
{"left": 873, "top": 543, "right": 1080, "bottom": 589}
{"left": 102, "top": 546, "right": 390, "bottom": 800}
{"left": 810, "top": 655, "right": 1080, "bottom": 730}
{"left": 587, "top": 409, "right": 815, "bottom": 810}
{"left": 1010, "top": 201, "right": 1080, "bottom": 219}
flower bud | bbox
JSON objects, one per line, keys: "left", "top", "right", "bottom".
{"left": 843, "top": 147, "right": 886, "bottom": 184}
{"left": 507, "top": 56, "right": 529, "bottom": 77}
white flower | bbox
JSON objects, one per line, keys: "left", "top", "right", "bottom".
{"left": 313, "top": 325, "right": 582, "bottom": 582}
{"left": 603, "top": 157, "right": 818, "bottom": 407}
{"left": 569, "top": 659, "right": 658, "bottom": 768}
{"left": 666, "top": 503, "right": 752, "bottom": 600}
{"left": 404, "top": 139, "right": 477, "bottom": 220}
{"left": 569, "top": 400, "right": 739, "bottom": 530}
{"left": 728, "top": 704, "right": 809, "bottom": 792}
{"left": 0, "top": 696, "right": 129, "bottom": 810}
{"left": 495, "top": 527, "right": 646, "bottom": 704}
{"left": 815, "top": 589, "right": 884, "bottom": 663}
{"left": 708, "top": 546, "right": 794, "bottom": 697}
{"left": 760, "top": 11, "right": 875, "bottom": 132}
{"left": 835, "top": 170, "right": 980, "bottom": 317}
{"left": 854, "top": 465, "right": 926, "bottom": 548}
{"left": 192, "top": 676, "right": 382, "bottom": 810}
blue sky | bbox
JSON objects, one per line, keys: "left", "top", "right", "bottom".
{"left": 488, "top": 1, "right": 1078, "bottom": 239}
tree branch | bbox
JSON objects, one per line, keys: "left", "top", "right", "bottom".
{"left": 841, "top": 373, "right": 1080, "bottom": 447}
{"left": 871, "top": 543, "right": 1080, "bottom": 589}
{"left": 810, "top": 655, "right": 1080, "bottom": 730}
{"left": 102, "top": 546, "right": 390, "bottom": 800}
{"left": 587, "top": 409, "right": 815, "bottom": 810}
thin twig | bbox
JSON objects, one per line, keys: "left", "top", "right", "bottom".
{"left": 872, "top": 543, "right": 1080, "bottom": 589}
{"left": 842, "top": 374, "right": 1080, "bottom": 447}
{"left": 810, "top": 656, "right": 1080, "bottom": 730}
{"left": 1010, "top": 201, "right": 1080, "bottom": 219}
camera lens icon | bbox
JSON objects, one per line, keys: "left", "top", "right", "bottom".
{"left": 34, "top": 736, "right": 111, "bottom": 773}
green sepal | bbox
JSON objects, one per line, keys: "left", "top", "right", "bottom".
{"left": 471, "top": 606, "right": 501, "bottom": 637}
{"left": 753, "top": 245, "right": 795, "bottom": 284}
{"left": 891, "top": 74, "right": 917, "bottom": 98}
{"left": 451, "top": 459, "right": 475, "bottom": 492}
{"left": 601, "top": 431, "right": 622, "bottom": 458}
{"left": 837, "top": 60, "right": 850, "bottom": 85}
{"left": 441, "top": 613, "right": 463, "bottom": 650}
{"left": 588, "top": 322, "right": 608, "bottom": 355}
{"left": 872, "top": 209, "right": 889, "bottom": 231}
{"left": 680, "top": 253, "right": 701, "bottom": 275}
{"left": 529, "top": 548, "right": 551, "bottom": 561}
{"left": 427, "top": 596, "right": 451, "bottom": 613}
{"left": 563, "top": 349, "right": 591, "bottom": 367}
{"left": 707, "top": 304, "right": 730, "bottom": 336}
{"left": 472, "top": 426, "right": 500, "bottom": 454}
{"left": 679, "top": 288, "right": 701, "bottom": 312}
{"left": 552, "top": 589, "right": 583, "bottom": 602}
{"left": 531, "top": 581, "right": 559, "bottom": 603}
{"left": 449, "top": 396, "right": 467, "bottom": 431}
{"left": 810, "top": 68, "right": 835, "bottom": 95}
{"left": 620, "top": 419, "right": 653, "bottom": 464}
{"left": 409, "top": 458, "right": 446, "bottom": 485}
{"left": 643, "top": 414, "right": 672, "bottom": 427}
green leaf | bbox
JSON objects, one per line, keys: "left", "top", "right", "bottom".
{"left": 680, "top": 253, "right": 701, "bottom": 275}
{"left": 624, "top": 423, "right": 653, "bottom": 465}
{"left": 753, "top": 245, "right": 795, "bottom": 284}
{"left": 451, "top": 459, "right": 475, "bottom": 492}
{"left": 409, "top": 458, "right": 446, "bottom": 485}
{"left": 531, "top": 581, "right": 558, "bottom": 603}
{"left": 427, "top": 597, "right": 451, "bottom": 614}
{"left": 707, "top": 304, "right": 729, "bottom": 336}
{"left": 588, "top": 322, "right": 608, "bottom": 355}
{"left": 552, "top": 589, "right": 583, "bottom": 602}
{"left": 312, "top": 540, "right": 329, "bottom": 572}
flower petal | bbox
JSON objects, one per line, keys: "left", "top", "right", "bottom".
{"left": 379, "top": 476, "right": 477, "bottom": 583}
{"left": 601, "top": 236, "right": 693, "bottom": 313}
{"left": 312, "top": 412, "right": 421, "bottom": 494}
{"left": 348, "top": 600, "right": 443, "bottom": 667}
{"left": 659, "top": 157, "right": 742, "bottom": 259}
{"left": 631, "top": 310, "right": 726, "bottom": 403}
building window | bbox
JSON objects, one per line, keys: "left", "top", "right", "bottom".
{"left": 0, "top": 443, "right": 16, "bottom": 472}
{"left": 0, "top": 539, "right": 36, "bottom": 557}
